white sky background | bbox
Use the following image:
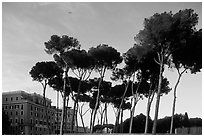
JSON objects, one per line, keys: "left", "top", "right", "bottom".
{"left": 2, "top": 2, "right": 202, "bottom": 127}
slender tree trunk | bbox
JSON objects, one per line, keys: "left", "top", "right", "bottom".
{"left": 56, "top": 90, "right": 59, "bottom": 134}
{"left": 91, "top": 69, "right": 105, "bottom": 133}
{"left": 120, "top": 109, "right": 124, "bottom": 133}
{"left": 75, "top": 103, "right": 79, "bottom": 133}
{"left": 60, "top": 67, "right": 68, "bottom": 135}
{"left": 78, "top": 103, "right": 87, "bottom": 133}
{"left": 42, "top": 81, "right": 50, "bottom": 134}
{"left": 113, "top": 80, "right": 130, "bottom": 132}
{"left": 152, "top": 53, "right": 164, "bottom": 135}
{"left": 129, "top": 97, "right": 137, "bottom": 133}
{"left": 129, "top": 74, "right": 142, "bottom": 133}
{"left": 144, "top": 97, "right": 151, "bottom": 134}
{"left": 89, "top": 109, "right": 94, "bottom": 131}
{"left": 144, "top": 87, "right": 155, "bottom": 134}
{"left": 105, "top": 103, "right": 108, "bottom": 133}
{"left": 64, "top": 97, "right": 67, "bottom": 133}
{"left": 100, "top": 106, "right": 105, "bottom": 125}
{"left": 170, "top": 68, "right": 186, "bottom": 134}
{"left": 71, "top": 77, "right": 82, "bottom": 133}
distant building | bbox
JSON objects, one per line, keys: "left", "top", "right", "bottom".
{"left": 2, "top": 90, "right": 74, "bottom": 135}
{"left": 175, "top": 127, "right": 202, "bottom": 135}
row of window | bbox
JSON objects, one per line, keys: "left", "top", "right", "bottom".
{"left": 9, "top": 111, "right": 24, "bottom": 116}
{"left": 5, "top": 96, "right": 19, "bottom": 102}
{"left": 3, "top": 104, "right": 23, "bottom": 110}
{"left": 30, "top": 105, "right": 55, "bottom": 116}
{"left": 10, "top": 118, "right": 24, "bottom": 124}
{"left": 30, "top": 112, "right": 55, "bottom": 120}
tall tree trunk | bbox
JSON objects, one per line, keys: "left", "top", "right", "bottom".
{"left": 89, "top": 109, "right": 94, "bottom": 131}
{"left": 91, "top": 67, "right": 106, "bottom": 133}
{"left": 129, "top": 74, "right": 142, "bottom": 133}
{"left": 152, "top": 53, "right": 164, "bottom": 135}
{"left": 120, "top": 109, "right": 124, "bottom": 133}
{"left": 105, "top": 103, "right": 108, "bottom": 133}
{"left": 144, "top": 86, "right": 155, "bottom": 134}
{"left": 60, "top": 67, "right": 68, "bottom": 135}
{"left": 78, "top": 103, "right": 87, "bottom": 133}
{"left": 42, "top": 81, "right": 50, "bottom": 134}
{"left": 90, "top": 77, "right": 103, "bottom": 133}
{"left": 144, "top": 96, "right": 151, "bottom": 134}
{"left": 170, "top": 68, "right": 186, "bottom": 134}
{"left": 71, "top": 77, "right": 82, "bottom": 133}
{"left": 129, "top": 97, "right": 137, "bottom": 133}
{"left": 113, "top": 80, "right": 130, "bottom": 132}
{"left": 56, "top": 90, "right": 59, "bottom": 134}
{"left": 75, "top": 102, "right": 79, "bottom": 133}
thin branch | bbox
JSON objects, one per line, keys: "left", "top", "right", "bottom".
{"left": 72, "top": 69, "right": 80, "bottom": 78}
{"left": 157, "top": 52, "right": 161, "bottom": 62}
{"left": 84, "top": 69, "right": 93, "bottom": 81}
{"left": 154, "top": 58, "right": 160, "bottom": 65}
{"left": 82, "top": 108, "right": 91, "bottom": 116}
{"left": 111, "top": 105, "right": 117, "bottom": 117}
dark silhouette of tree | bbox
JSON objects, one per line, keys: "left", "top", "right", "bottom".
{"left": 110, "top": 80, "right": 132, "bottom": 133}
{"left": 124, "top": 44, "right": 158, "bottom": 133}
{"left": 167, "top": 9, "right": 201, "bottom": 134}
{"left": 29, "top": 61, "right": 62, "bottom": 134}
{"left": 170, "top": 29, "right": 202, "bottom": 134}
{"left": 135, "top": 9, "right": 200, "bottom": 134}
{"left": 121, "top": 113, "right": 153, "bottom": 133}
{"left": 111, "top": 67, "right": 133, "bottom": 133}
{"left": 63, "top": 49, "right": 93, "bottom": 132}
{"left": 88, "top": 44, "right": 122, "bottom": 133}
{"left": 2, "top": 110, "right": 12, "bottom": 134}
{"left": 135, "top": 11, "right": 174, "bottom": 134}
{"left": 88, "top": 78, "right": 112, "bottom": 132}
{"left": 44, "top": 35, "right": 80, "bottom": 134}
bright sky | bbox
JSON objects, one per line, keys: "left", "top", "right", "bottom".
{"left": 2, "top": 2, "right": 202, "bottom": 127}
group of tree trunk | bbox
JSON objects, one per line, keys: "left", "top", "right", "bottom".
{"left": 29, "top": 8, "right": 201, "bottom": 135}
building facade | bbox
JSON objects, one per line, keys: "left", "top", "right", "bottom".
{"left": 2, "top": 91, "right": 74, "bottom": 135}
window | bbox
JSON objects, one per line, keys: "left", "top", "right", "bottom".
{"left": 15, "top": 119, "right": 18, "bottom": 123}
{"left": 16, "top": 111, "right": 18, "bottom": 115}
{"left": 5, "top": 98, "right": 8, "bottom": 101}
{"left": 21, "top": 105, "right": 23, "bottom": 110}
{"left": 21, "top": 111, "right": 24, "bottom": 115}
{"left": 5, "top": 106, "right": 7, "bottom": 109}
{"left": 16, "top": 97, "right": 18, "bottom": 100}
{"left": 30, "top": 119, "right": 33, "bottom": 124}
{"left": 35, "top": 120, "right": 38, "bottom": 124}
{"left": 16, "top": 105, "right": 19, "bottom": 109}
{"left": 11, "top": 97, "right": 13, "bottom": 101}
{"left": 21, "top": 119, "right": 24, "bottom": 124}
{"left": 10, "top": 111, "right": 12, "bottom": 116}
{"left": 31, "top": 105, "right": 33, "bottom": 111}
{"left": 31, "top": 112, "right": 33, "bottom": 116}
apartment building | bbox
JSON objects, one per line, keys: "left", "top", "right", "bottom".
{"left": 2, "top": 90, "right": 74, "bottom": 135}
